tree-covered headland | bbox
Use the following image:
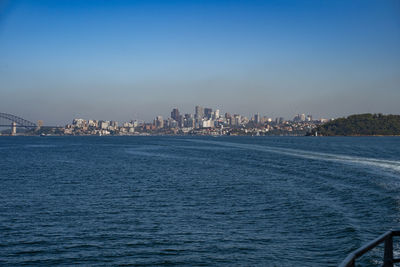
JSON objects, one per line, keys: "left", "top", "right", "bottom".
{"left": 310, "top": 114, "right": 400, "bottom": 136}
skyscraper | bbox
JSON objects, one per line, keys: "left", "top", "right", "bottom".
{"left": 214, "top": 109, "right": 220, "bottom": 119}
{"left": 233, "top": 114, "right": 241, "bottom": 126}
{"left": 254, "top": 113, "right": 260, "bottom": 124}
{"left": 184, "top": 114, "right": 195, "bottom": 128}
{"left": 195, "top": 106, "right": 204, "bottom": 119}
{"left": 171, "top": 108, "right": 180, "bottom": 121}
{"left": 154, "top": 116, "right": 164, "bottom": 128}
{"left": 204, "top": 108, "right": 212, "bottom": 119}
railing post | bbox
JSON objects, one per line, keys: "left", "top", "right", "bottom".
{"left": 383, "top": 235, "right": 393, "bottom": 267}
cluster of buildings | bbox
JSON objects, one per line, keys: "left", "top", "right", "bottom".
{"left": 61, "top": 106, "right": 329, "bottom": 136}
{"left": 64, "top": 119, "right": 137, "bottom": 136}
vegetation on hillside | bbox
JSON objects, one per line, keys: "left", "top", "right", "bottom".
{"left": 311, "top": 114, "right": 400, "bottom": 136}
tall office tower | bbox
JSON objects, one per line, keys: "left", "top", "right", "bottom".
{"left": 155, "top": 116, "right": 164, "bottom": 128}
{"left": 307, "top": 115, "right": 313, "bottom": 121}
{"left": 214, "top": 109, "right": 220, "bottom": 119}
{"left": 177, "top": 115, "right": 184, "bottom": 128}
{"left": 204, "top": 108, "right": 212, "bottom": 119}
{"left": 171, "top": 108, "right": 180, "bottom": 121}
{"left": 300, "top": 113, "right": 306, "bottom": 121}
{"left": 254, "top": 113, "right": 260, "bottom": 124}
{"left": 233, "top": 114, "right": 241, "bottom": 126}
{"left": 187, "top": 117, "right": 195, "bottom": 128}
{"left": 195, "top": 105, "right": 204, "bottom": 119}
{"left": 183, "top": 114, "right": 193, "bottom": 127}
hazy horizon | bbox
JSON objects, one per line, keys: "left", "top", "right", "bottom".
{"left": 1, "top": 0, "right": 400, "bottom": 125}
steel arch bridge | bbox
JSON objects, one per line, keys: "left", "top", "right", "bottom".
{"left": 0, "top": 112, "right": 37, "bottom": 129}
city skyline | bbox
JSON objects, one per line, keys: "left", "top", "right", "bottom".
{"left": 1, "top": 0, "right": 400, "bottom": 125}
{"left": 66, "top": 105, "right": 316, "bottom": 125}
{"left": 0, "top": 104, "right": 323, "bottom": 136}
{"left": 0, "top": 105, "right": 330, "bottom": 128}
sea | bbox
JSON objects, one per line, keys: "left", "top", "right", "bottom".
{"left": 0, "top": 136, "right": 399, "bottom": 266}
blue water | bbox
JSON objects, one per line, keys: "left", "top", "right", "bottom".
{"left": 0, "top": 136, "right": 399, "bottom": 266}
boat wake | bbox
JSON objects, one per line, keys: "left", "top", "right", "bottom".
{"left": 183, "top": 139, "right": 400, "bottom": 174}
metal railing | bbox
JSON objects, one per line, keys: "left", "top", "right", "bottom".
{"left": 340, "top": 230, "right": 400, "bottom": 267}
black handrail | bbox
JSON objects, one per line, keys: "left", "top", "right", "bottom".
{"left": 339, "top": 230, "right": 400, "bottom": 267}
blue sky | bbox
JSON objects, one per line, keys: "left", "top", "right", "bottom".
{"left": 0, "top": 0, "right": 399, "bottom": 124}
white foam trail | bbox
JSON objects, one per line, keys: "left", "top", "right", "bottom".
{"left": 183, "top": 139, "right": 400, "bottom": 173}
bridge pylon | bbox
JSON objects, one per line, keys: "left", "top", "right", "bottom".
{"left": 11, "top": 122, "right": 17, "bottom": 136}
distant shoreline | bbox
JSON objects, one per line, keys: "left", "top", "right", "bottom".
{"left": 1, "top": 134, "right": 400, "bottom": 137}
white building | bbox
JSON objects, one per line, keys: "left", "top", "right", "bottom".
{"left": 72, "top": 118, "right": 86, "bottom": 128}
{"left": 202, "top": 119, "right": 214, "bottom": 128}
{"left": 99, "top": 121, "right": 110, "bottom": 129}
{"left": 88, "top": 120, "right": 97, "bottom": 127}
{"left": 123, "top": 122, "right": 133, "bottom": 128}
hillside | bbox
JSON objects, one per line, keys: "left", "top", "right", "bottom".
{"left": 311, "top": 114, "right": 400, "bottom": 136}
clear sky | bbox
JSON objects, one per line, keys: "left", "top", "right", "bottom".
{"left": 0, "top": 0, "right": 399, "bottom": 125}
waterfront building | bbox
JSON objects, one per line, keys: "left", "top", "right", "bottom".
{"left": 181, "top": 127, "right": 192, "bottom": 133}
{"left": 202, "top": 119, "right": 213, "bottom": 128}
